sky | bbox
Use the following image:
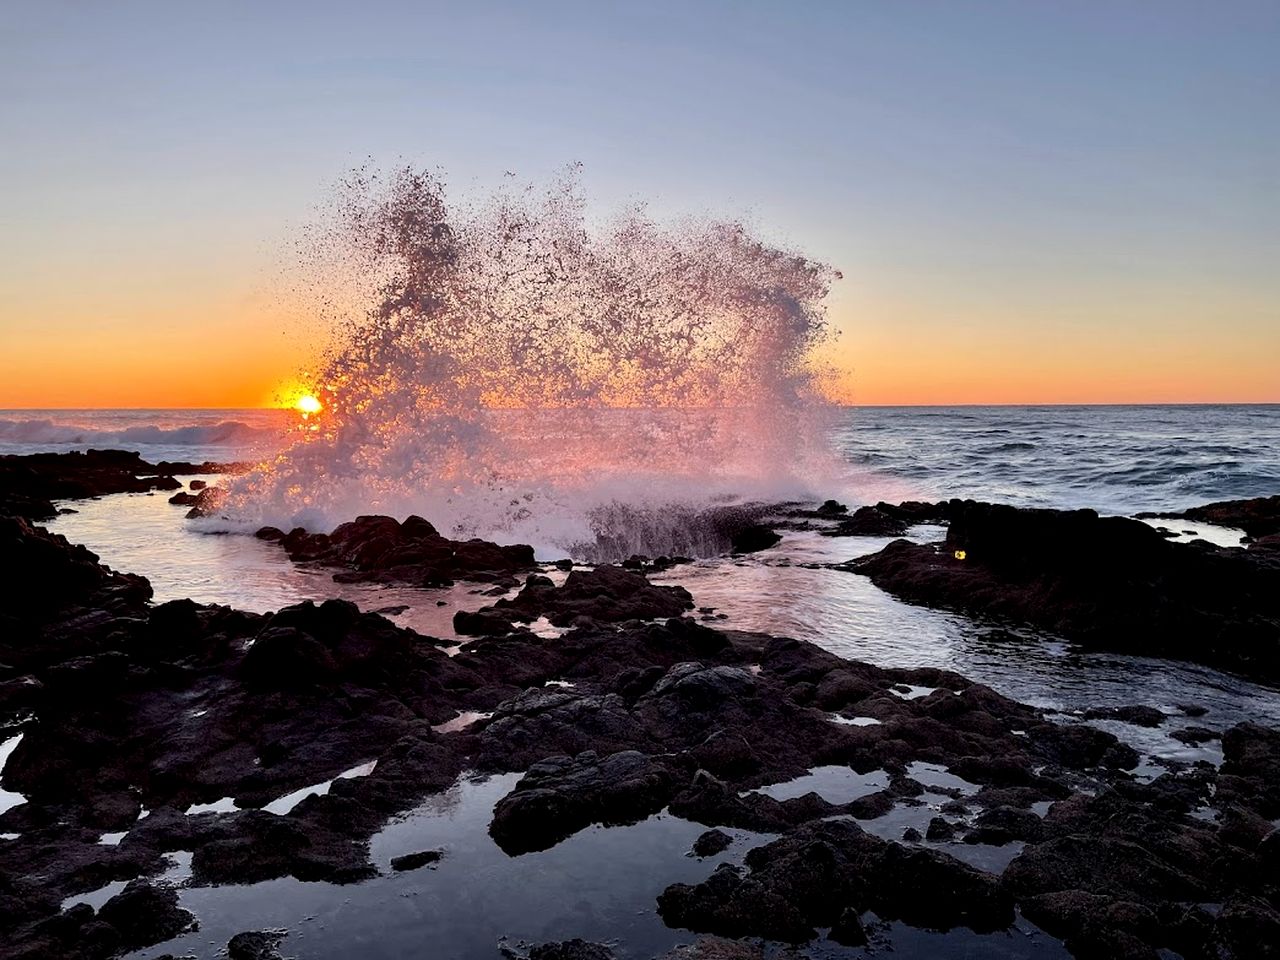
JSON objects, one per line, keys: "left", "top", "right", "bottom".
{"left": 1, "top": 0, "right": 1277, "bottom": 407}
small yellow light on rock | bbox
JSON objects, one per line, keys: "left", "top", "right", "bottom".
{"left": 954, "top": 550, "right": 967, "bottom": 560}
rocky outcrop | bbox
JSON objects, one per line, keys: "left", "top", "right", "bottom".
{"left": 454, "top": 565, "right": 694, "bottom": 632}
{"left": 255, "top": 514, "right": 536, "bottom": 586}
{"left": 847, "top": 499, "right": 1280, "bottom": 681}
{"left": 1139, "top": 495, "right": 1280, "bottom": 542}
{"left": 0, "top": 450, "right": 239, "bottom": 521}
{"left": 3, "top": 486, "right": 1280, "bottom": 960}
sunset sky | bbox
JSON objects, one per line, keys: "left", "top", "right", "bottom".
{"left": 2, "top": 1, "right": 1277, "bottom": 407}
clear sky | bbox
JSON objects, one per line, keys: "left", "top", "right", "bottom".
{"left": 2, "top": 0, "right": 1277, "bottom": 407}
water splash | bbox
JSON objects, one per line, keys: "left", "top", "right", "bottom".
{"left": 227, "top": 166, "right": 842, "bottom": 558}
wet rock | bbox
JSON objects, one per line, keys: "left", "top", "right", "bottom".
{"left": 925, "top": 816, "right": 956, "bottom": 841}
{"left": 822, "top": 500, "right": 949, "bottom": 537}
{"left": 1140, "top": 495, "right": 1280, "bottom": 540}
{"left": 902, "top": 826, "right": 922, "bottom": 841}
{"left": 828, "top": 907, "right": 869, "bottom": 946}
{"left": 1170, "top": 726, "right": 1220, "bottom": 745}
{"left": 847, "top": 499, "right": 1280, "bottom": 682}
{"left": 97, "top": 880, "right": 196, "bottom": 950}
{"left": 692, "top": 829, "right": 733, "bottom": 857}
{"left": 830, "top": 505, "right": 909, "bottom": 537}
{"left": 262, "top": 514, "right": 536, "bottom": 586}
{"left": 489, "top": 750, "right": 679, "bottom": 854}
{"left": 659, "top": 819, "right": 1012, "bottom": 941}
{"left": 1083, "top": 705, "right": 1166, "bottom": 728}
{"left": 728, "top": 525, "right": 781, "bottom": 554}
{"left": 228, "top": 930, "right": 286, "bottom": 960}
{"left": 0, "top": 450, "right": 213, "bottom": 521}
{"left": 529, "top": 940, "right": 615, "bottom": 960}
{"left": 459, "top": 565, "right": 694, "bottom": 629}
{"left": 390, "top": 849, "right": 442, "bottom": 871}
{"left": 183, "top": 486, "right": 227, "bottom": 519}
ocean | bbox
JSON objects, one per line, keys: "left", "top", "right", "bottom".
{"left": 6, "top": 404, "right": 1277, "bottom": 514}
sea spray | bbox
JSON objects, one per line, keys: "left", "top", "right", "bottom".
{"left": 226, "top": 166, "right": 843, "bottom": 558}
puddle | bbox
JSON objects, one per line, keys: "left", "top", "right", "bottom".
{"left": 98, "top": 831, "right": 128, "bottom": 845}
{"left": 62, "top": 879, "right": 129, "bottom": 912}
{"left": 126, "top": 772, "right": 761, "bottom": 960}
{"left": 749, "top": 766, "right": 890, "bottom": 805}
{"left": 431, "top": 711, "right": 494, "bottom": 735}
{"left": 908, "top": 761, "right": 981, "bottom": 796}
{"left": 262, "top": 761, "right": 380, "bottom": 815}
{"left": 184, "top": 797, "right": 237, "bottom": 816}
{"left": 529, "top": 617, "right": 569, "bottom": 639}
{"left": 890, "top": 684, "right": 939, "bottom": 701}
{"left": 829, "top": 714, "right": 882, "bottom": 727}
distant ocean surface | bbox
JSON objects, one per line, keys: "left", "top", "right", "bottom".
{"left": 3, "top": 405, "right": 1276, "bottom": 516}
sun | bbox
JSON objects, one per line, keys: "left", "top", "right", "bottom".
{"left": 294, "top": 394, "right": 323, "bottom": 415}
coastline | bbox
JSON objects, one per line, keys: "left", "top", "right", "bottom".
{"left": 1, "top": 452, "right": 1278, "bottom": 959}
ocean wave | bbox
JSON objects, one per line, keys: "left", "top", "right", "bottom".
{"left": 0, "top": 418, "right": 277, "bottom": 449}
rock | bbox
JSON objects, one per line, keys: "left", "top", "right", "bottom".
{"left": 1083, "top": 705, "right": 1166, "bottom": 728}
{"left": 260, "top": 514, "right": 536, "bottom": 587}
{"left": 1170, "top": 726, "right": 1220, "bottom": 746}
{"left": 831, "top": 505, "right": 909, "bottom": 537}
{"left": 0, "top": 450, "right": 231, "bottom": 521}
{"left": 489, "top": 750, "right": 679, "bottom": 854}
{"left": 828, "top": 907, "right": 869, "bottom": 946}
{"left": 458, "top": 565, "right": 694, "bottom": 630}
{"left": 901, "top": 827, "right": 922, "bottom": 842}
{"left": 1140, "top": 495, "right": 1280, "bottom": 540}
{"left": 847, "top": 499, "right": 1280, "bottom": 682}
{"left": 692, "top": 829, "right": 734, "bottom": 857}
{"left": 659, "top": 819, "right": 1012, "bottom": 941}
{"left": 728, "top": 525, "right": 781, "bottom": 554}
{"left": 390, "top": 849, "right": 443, "bottom": 871}
{"left": 925, "top": 816, "right": 956, "bottom": 841}
{"left": 529, "top": 940, "right": 615, "bottom": 960}
{"left": 97, "top": 880, "right": 196, "bottom": 950}
{"left": 228, "top": 930, "right": 286, "bottom": 960}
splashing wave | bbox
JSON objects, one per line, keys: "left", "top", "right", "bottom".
{"left": 227, "top": 166, "right": 842, "bottom": 558}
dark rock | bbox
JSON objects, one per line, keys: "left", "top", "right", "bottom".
{"left": 692, "top": 829, "right": 734, "bottom": 857}
{"left": 489, "top": 750, "right": 679, "bottom": 854}
{"left": 1170, "top": 726, "right": 1220, "bottom": 746}
{"left": 390, "top": 849, "right": 443, "bottom": 871}
{"left": 925, "top": 816, "right": 956, "bottom": 841}
{"left": 847, "top": 499, "right": 1280, "bottom": 681}
{"left": 529, "top": 940, "right": 616, "bottom": 960}
{"left": 828, "top": 907, "right": 869, "bottom": 945}
{"left": 1140, "top": 495, "right": 1280, "bottom": 540}
{"left": 659, "top": 819, "right": 1012, "bottom": 941}
{"left": 260, "top": 513, "right": 536, "bottom": 587}
{"left": 97, "top": 880, "right": 196, "bottom": 950}
{"left": 458, "top": 565, "right": 694, "bottom": 631}
{"left": 228, "top": 930, "right": 286, "bottom": 960}
{"left": 0, "top": 450, "right": 233, "bottom": 521}
{"left": 831, "top": 505, "right": 910, "bottom": 537}
{"left": 728, "top": 525, "right": 781, "bottom": 554}
{"left": 1083, "top": 705, "right": 1166, "bottom": 728}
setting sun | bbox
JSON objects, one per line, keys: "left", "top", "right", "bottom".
{"left": 295, "top": 394, "right": 322, "bottom": 415}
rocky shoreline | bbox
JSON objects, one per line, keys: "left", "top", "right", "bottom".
{"left": 1, "top": 452, "right": 1279, "bottom": 959}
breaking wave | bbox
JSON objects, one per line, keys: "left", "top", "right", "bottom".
{"left": 226, "top": 166, "right": 843, "bottom": 558}
{"left": 0, "top": 418, "right": 276, "bottom": 451}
